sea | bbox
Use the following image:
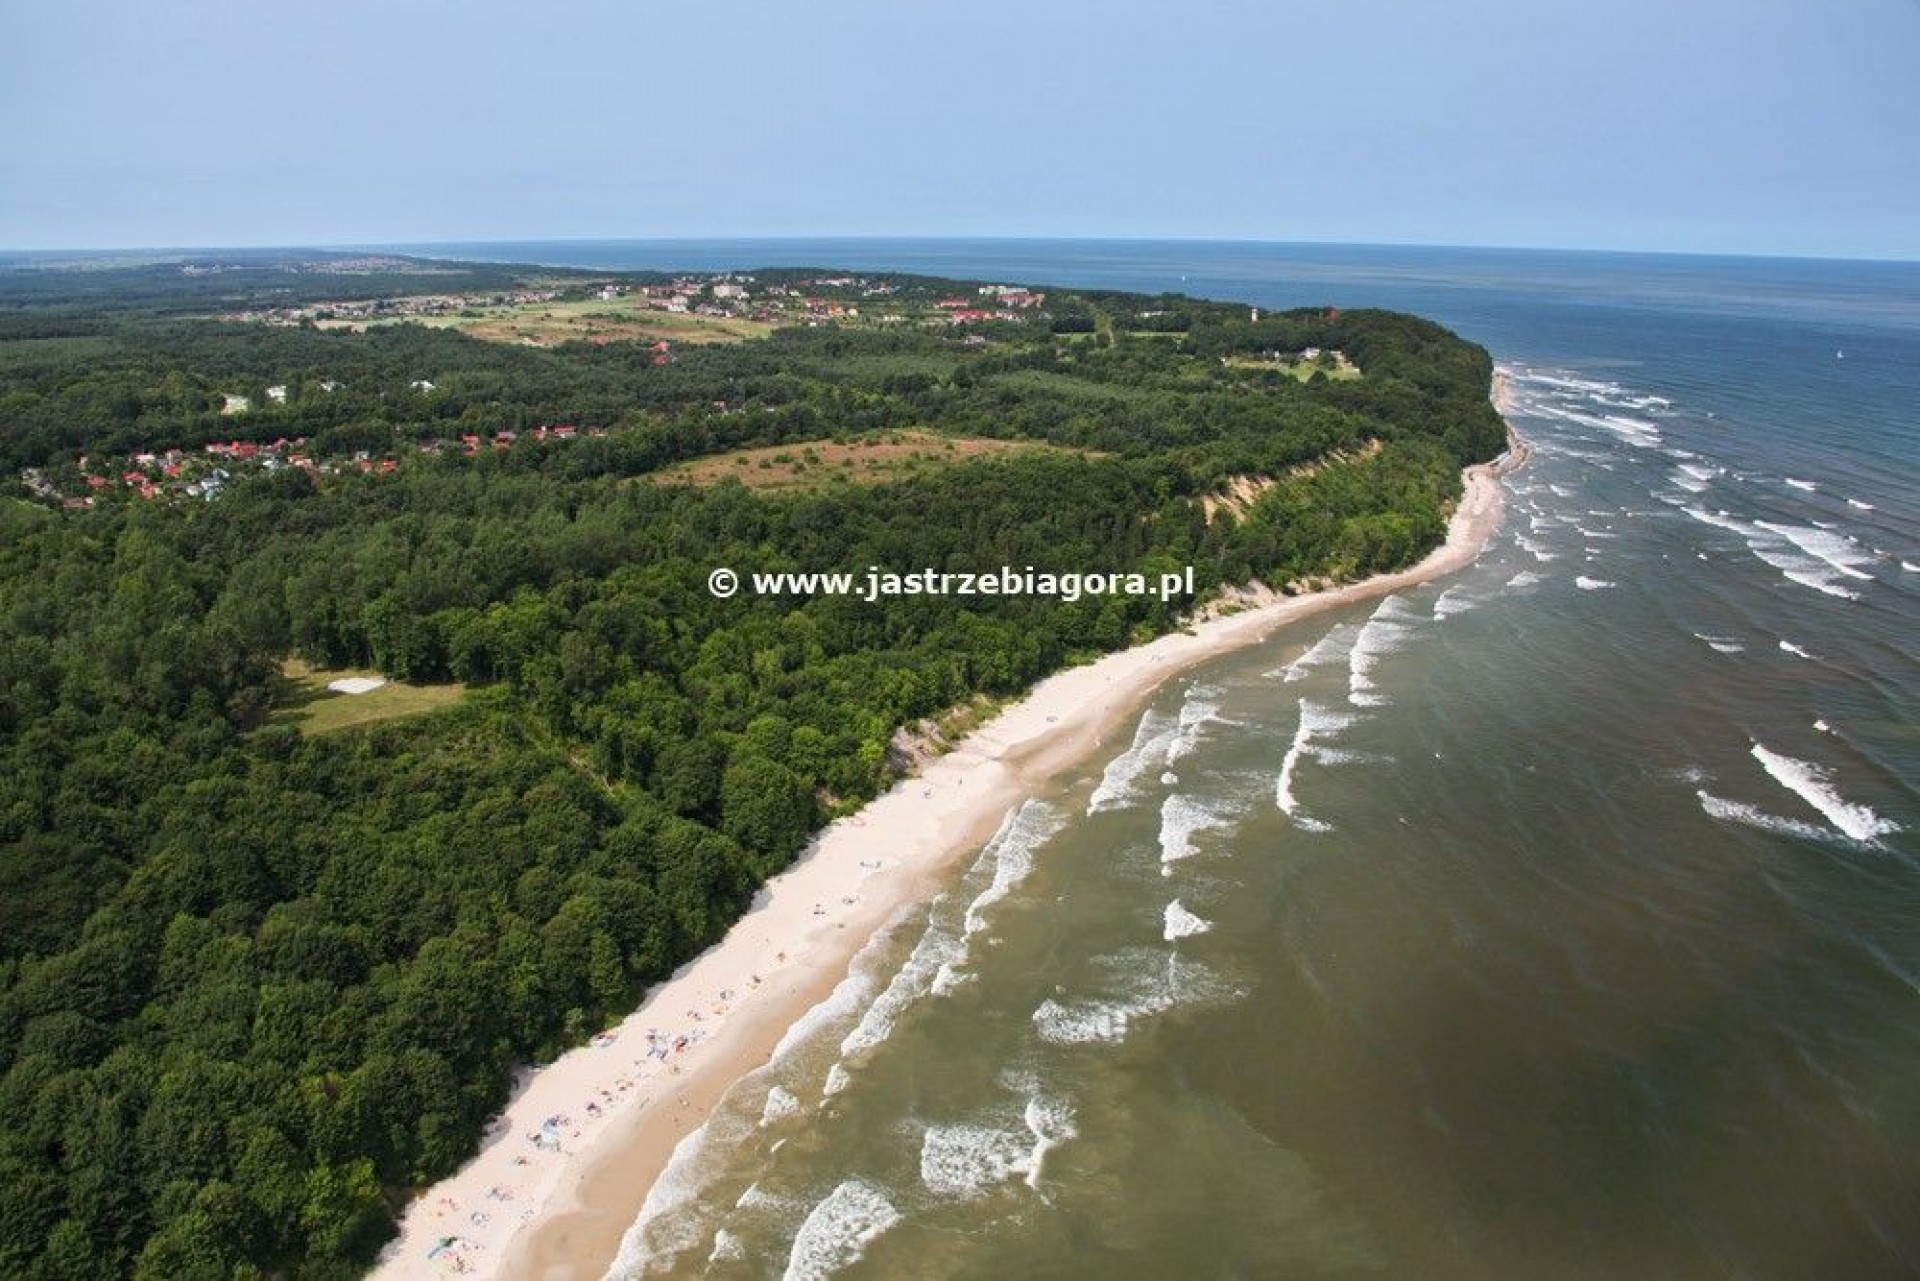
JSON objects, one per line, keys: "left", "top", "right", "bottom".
{"left": 404, "top": 242, "right": 1920, "bottom": 1279}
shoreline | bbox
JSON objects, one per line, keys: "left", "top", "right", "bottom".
{"left": 374, "top": 427, "right": 1527, "bottom": 1281}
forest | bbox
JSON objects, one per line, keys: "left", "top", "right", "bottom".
{"left": 0, "top": 253, "right": 1507, "bottom": 1277}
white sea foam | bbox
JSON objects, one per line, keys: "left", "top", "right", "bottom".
{"left": 839, "top": 925, "right": 961, "bottom": 1059}
{"left": 1158, "top": 794, "right": 1232, "bottom": 873}
{"left": 1697, "top": 791, "right": 1834, "bottom": 843}
{"left": 771, "top": 966, "right": 881, "bottom": 1062}
{"left": 1575, "top": 576, "right": 1615, "bottom": 590}
{"left": 1779, "top": 640, "right": 1815, "bottom": 660}
{"left": 1847, "top": 498, "right": 1874, "bottom": 511}
{"left": 1283, "top": 622, "right": 1358, "bottom": 682}
{"left": 1276, "top": 699, "right": 1353, "bottom": 828}
{"left": 1681, "top": 506, "right": 1868, "bottom": 600}
{"left": 1164, "top": 900, "right": 1213, "bottom": 940}
{"left": 1904, "top": 561, "right": 1920, "bottom": 574}
{"left": 1669, "top": 473, "right": 1708, "bottom": 495}
{"left": 1814, "top": 719, "right": 1833, "bottom": 734}
{"left": 1514, "top": 534, "right": 1559, "bottom": 562}
{"left": 1785, "top": 477, "right": 1818, "bottom": 492}
{"left": 1348, "top": 595, "right": 1418, "bottom": 706}
{"left": 782, "top": 1179, "right": 901, "bottom": 1281}
{"left": 614, "top": 1147, "right": 712, "bottom": 1271}
{"left": 1166, "top": 686, "right": 1225, "bottom": 764}
{"left": 1754, "top": 520, "right": 1876, "bottom": 581}
{"left": 1034, "top": 950, "right": 1239, "bottom": 1046}
{"left": 1530, "top": 402, "right": 1662, "bottom": 448}
{"left": 1032, "top": 997, "right": 1133, "bottom": 1045}
{"left": 709, "top": 1229, "right": 747, "bottom": 1264}
{"left": 1432, "top": 585, "right": 1477, "bottom": 619}
{"left": 919, "top": 1123, "right": 1030, "bottom": 1199}
{"left": 843, "top": 801, "right": 1062, "bottom": 1043}
{"left": 1088, "top": 708, "right": 1177, "bottom": 812}
{"left": 823, "top": 1063, "right": 852, "bottom": 1097}
{"left": 1693, "top": 633, "right": 1744, "bottom": 655}
{"left": 1514, "top": 370, "right": 1627, "bottom": 396}
{"left": 1506, "top": 570, "right": 1544, "bottom": 588}
{"left": 1750, "top": 743, "right": 1898, "bottom": 843}
{"left": 761, "top": 1086, "right": 802, "bottom": 1126}
{"left": 1022, "top": 1093, "right": 1078, "bottom": 1188}
{"left": 961, "top": 801, "right": 1062, "bottom": 938}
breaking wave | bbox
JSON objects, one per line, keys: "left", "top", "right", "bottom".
{"left": 1157, "top": 794, "right": 1234, "bottom": 873}
{"left": 1349, "top": 595, "right": 1420, "bottom": 707}
{"left": 1088, "top": 709, "right": 1177, "bottom": 813}
{"left": 782, "top": 1180, "right": 901, "bottom": 1281}
{"left": 1163, "top": 900, "right": 1213, "bottom": 940}
{"left": 1749, "top": 743, "right": 1898, "bottom": 843}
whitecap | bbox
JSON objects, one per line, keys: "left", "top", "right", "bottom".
{"left": 1022, "top": 1092, "right": 1078, "bottom": 1188}
{"left": 919, "top": 1123, "right": 1030, "bottom": 1199}
{"left": 1349, "top": 595, "right": 1419, "bottom": 706}
{"left": 1575, "top": 576, "right": 1615, "bottom": 590}
{"left": 1164, "top": 900, "right": 1213, "bottom": 940}
{"left": 1697, "top": 791, "right": 1835, "bottom": 843}
{"left": 1432, "top": 585, "right": 1477, "bottom": 619}
{"left": 1283, "top": 622, "right": 1358, "bottom": 682}
{"left": 1750, "top": 743, "right": 1898, "bottom": 843}
{"left": 771, "top": 966, "right": 881, "bottom": 1062}
{"left": 1032, "top": 997, "right": 1132, "bottom": 1045}
{"left": 1033, "top": 950, "right": 1236, "bottom": 1047}
{"left": 1778, "top": 640, "right": 1814, "bottom": 660}
{"left": 1088, "top": 709, "right": 1177, "bottom": 812}
{"left": 1514, "top": 535, "right": 1558, "bottom": 563}
{"left": 1166, "top": 686, "right": 1225, "bottom": 764}
{"left": 1276, "top": 698, "right": 1353, "bottom": 828}
{"left": 961, "top": 801, "right": 1062, "bottom": 938}
{"left": 1784, "top": 477, "right": 1818, "bottom": 492}
{"left": 1847, "top": 498, "right": 1874, "bottom": 511}
{"left": 783, "top": 1180, "right": 901, "bottom": 1281}
{"left": 760, "top": 1086, "right": 801, "bottom": 1126}
{"left": 1753, "top": 520, "right": 1876, "bottom": 581}
{"left": 1158, "top": 794, "right": 1232, "bottom": 873}
{"left": 1683, "top": 505, "right": 1871, "bottom": 599}
{"left": 709, "top": 1229, "right": 747, "bottom": 1264}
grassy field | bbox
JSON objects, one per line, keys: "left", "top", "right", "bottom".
{"left": 650, "top": 429, "right": 1096, "bottom": 493}
{"left": 320, "top": 298, "right": 775, "bottom": 347}
{"left": 272, "top": 658, "right": 466, "bottom": 734}
{"left": 0, "top": 334, "right": 118, "bottom": 369}
{"left": 813, "top": 352, "right": 962, "bottom": 380}
{"left": 1221, "top": 351, "right": 1362, "bottom": 382}
{"left": 989, "top": 368, "right": 1163, "bottom": 404}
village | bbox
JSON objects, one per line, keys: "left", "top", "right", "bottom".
{"left": 19, "top": 421, "right": 617, "bottom": 510}
{"left": 19, "top": 273, "right": 1059, "bottom": 509}
{"left": 218, "top": 273, "right": 1049, "bottom": 336}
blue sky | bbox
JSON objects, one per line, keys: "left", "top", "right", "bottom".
{"left": 4, "top": 0, "right": 1917, "bottom": 258}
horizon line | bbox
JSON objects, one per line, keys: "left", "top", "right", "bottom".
{"left": 2, "top": 234, "right": 1917, "bottom": 268}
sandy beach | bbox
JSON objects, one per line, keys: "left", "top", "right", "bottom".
{"left": 372, "top": 427, "right": 1526, "bottom": 1281}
